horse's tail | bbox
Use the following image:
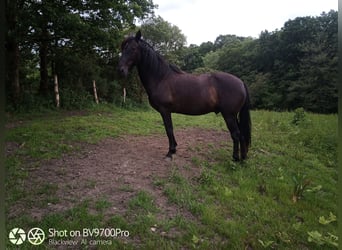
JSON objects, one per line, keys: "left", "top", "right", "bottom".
{"left": 239, "top": 83, "right": 251, "bottom": 150}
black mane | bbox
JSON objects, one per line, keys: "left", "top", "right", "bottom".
{"left": 138, "top": 39, "right": 183, "bottom": 78}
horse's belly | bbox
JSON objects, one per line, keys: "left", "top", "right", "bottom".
{"left": 177, "top": 84, "right": 218, "bottom": 114}
{"left": 172, "top": 95, "right": 219, "bottom": 115}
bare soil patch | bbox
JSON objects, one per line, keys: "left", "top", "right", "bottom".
{"left": 8, "top": 128, "right": 231, "bottom": 222}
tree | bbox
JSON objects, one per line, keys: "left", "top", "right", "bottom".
{"left": 115, "top": 16, "right": 188, "bottom": 105}
{"left": 213, "top": 34, "right": 247, "bottom": 50}
{"left": 198, "top": 41, "right": 214, "bottom": 56}
{"left": 286, "top": 11, "right": 338, "bottom": 113}
{"left": 5, "top": 0, "right": 24, "bottom": 106}
{"left": 179, "top": 45, "right": 204, "bottom": 72}
{"left": 140, "top": 16, "right": 186, "bottom": 64}
{"left": 5, "top": 0, "right": 156, "bottom": 110}
{"left": 196, "top": 11, "right": 337, "bottom": 113}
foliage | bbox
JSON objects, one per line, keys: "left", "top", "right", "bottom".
{"left": 307, "top": 213, "right": 338, "bottom": 247}
{"left": 5, "top": 0, "right": 155, "bottom": 110}
{"left": 291, "top": 172, "right": 311, "bottom": 203}
{"left": 307, "top": 231, "right": 338, "bottom": 247}
{"left": 292, "top": 107, "right": 306, "bottom": 125}
{"left": 59, "top": 87, "right": 94, "bottom": 110}
{"left": 6, "top": 2, "right": 337, "bottom": 114}
{"left": 179, "top": 44, "right": 204, "bottom": 72}
{"left": 187, "top": 11, "right": 338, "bottom": 113}
{"left": 140, "top": 15, "right": 186, "bottom": 64}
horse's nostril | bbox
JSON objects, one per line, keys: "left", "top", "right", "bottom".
{"left": 118, "top": 66, "right": 128, "bottom": 77}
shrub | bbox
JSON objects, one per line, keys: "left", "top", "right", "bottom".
{"left": 292, "top": 107, "right": 306, "bottom": 125}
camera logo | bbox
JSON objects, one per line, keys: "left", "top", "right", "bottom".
{"left": 8, "top": 228, "right": 26, "bottom": 245}
{"left": 27, "top": 227, "right": 45, "bottom": 245}
{"left": 9, "top": 227, "right": 45, "bottom": 246}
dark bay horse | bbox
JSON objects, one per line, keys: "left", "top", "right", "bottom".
{"left": 118, "top": 31, "right": 251, "bottom": 161}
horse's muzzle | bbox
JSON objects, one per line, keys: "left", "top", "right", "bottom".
{"left": 118, "top": 66, "right": 129, "bottom": 77}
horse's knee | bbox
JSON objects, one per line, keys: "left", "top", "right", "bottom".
{"left": 231, "top": 131, "right": 240, "bottom": 143}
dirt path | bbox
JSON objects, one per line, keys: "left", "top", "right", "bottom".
{"left": 8, "top": 128, "right": 231, "bottom": 221}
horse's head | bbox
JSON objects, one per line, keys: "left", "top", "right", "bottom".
{"left": 118, "top": 30, "right": 142, "bottom": 77}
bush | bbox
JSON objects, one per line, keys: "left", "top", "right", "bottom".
{"left": 292, "top": 107, "right": 306, "bottom": 125}
{"left": 6, "top": 91, "right": 56, "bottom": 113}
{"left": 59, "top": 87, "right": 94, "bottom": 110}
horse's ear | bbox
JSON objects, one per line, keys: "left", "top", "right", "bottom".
{"left": 135, "top": 30, "right": 142, "bottom": 41}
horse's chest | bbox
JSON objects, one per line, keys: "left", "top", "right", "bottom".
{"left": 148, "top": 87, "right": 173, "bottom": 109}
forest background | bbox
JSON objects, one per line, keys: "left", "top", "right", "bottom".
{"left": 5, "top": 1, "right": 338, "bottom": 114}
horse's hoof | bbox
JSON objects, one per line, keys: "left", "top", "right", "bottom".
{"left": 164, "top": 154, "right": 173, "bottom": 161}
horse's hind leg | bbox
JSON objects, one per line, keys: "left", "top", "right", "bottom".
{"left": 240, "top": 136, "right": 247, "bottom": 160}
{"left": 222, "top": 113, "right": 240, "bottom": 161}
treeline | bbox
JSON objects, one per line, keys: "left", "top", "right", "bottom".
{"left": 5, "top": 1, "right": 337, "bottom": 113}
{"left": 180, "top": 10, "right": 338, "bottom": 113}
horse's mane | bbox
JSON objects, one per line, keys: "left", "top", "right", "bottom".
{"left": 137, "top": 39, "right": 183, "bottom": 77}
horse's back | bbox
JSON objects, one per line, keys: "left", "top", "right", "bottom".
{"left": 210, "top": 72, "right": 245, "bottom": 92}
{"left": 163, "top": 71, "right": 246, "bottom": 115}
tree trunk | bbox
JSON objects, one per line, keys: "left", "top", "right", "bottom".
{"left": 54, "top": 74, "right": 60, "bottom": 108}
{"left": 92, "top": 80, "right": 99, "bottom": 104}
{"left": 39, "top": 27, "right": 49, "bottom": 95}
{"left": 7, "top": 39, "right": 20, "bottom": 104}
{"left": 123, "top": 87, "right": 126, "bottom": 103}
{"left": 6, "top": 0, "right": 20, "bottom": 105}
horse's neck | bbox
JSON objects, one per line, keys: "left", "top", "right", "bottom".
{"left": 137, "top": 53, "right": 170, "bottom": 96}
{"left": 137, "top": 64, "right": 159, "bottom": 96}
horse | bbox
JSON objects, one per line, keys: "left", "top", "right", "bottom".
{"left": 118, "top": 30, "right": 251, "bottom": 161}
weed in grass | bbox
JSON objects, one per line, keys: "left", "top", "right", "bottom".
{"left": 292, "top": 172, "right": 311, "bottom": 203}
{"left": 318, "top": 212, "right": 337, "bottom": 225}
{"left": 307, "top": 231, "right": 338, "bottom": 248}
{"left": 258, "top": 239, "right": 275, "bottom": 248}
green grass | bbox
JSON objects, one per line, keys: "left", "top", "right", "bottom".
{"left": 5, "top": 105, "right": 337, "bottom": 249}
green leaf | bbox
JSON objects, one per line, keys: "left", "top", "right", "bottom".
{"left": 307, "top": 231, "right": 324, "bottom": 245}
{"left": 319, "top": 212, "right": 337, "bottom": 225}
{"left": 192, "top": 235, "right": 199, "bottom": 244}
{"left": 258, "top": 239, "right": 274, "bottom": 248}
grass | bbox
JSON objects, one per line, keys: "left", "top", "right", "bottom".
{"left": 5, "top": 104, "right": 338, "bottom": 249}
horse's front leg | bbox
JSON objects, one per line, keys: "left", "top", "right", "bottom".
{"left": 160, "top": 111, "right": 177, "bottom": 159}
